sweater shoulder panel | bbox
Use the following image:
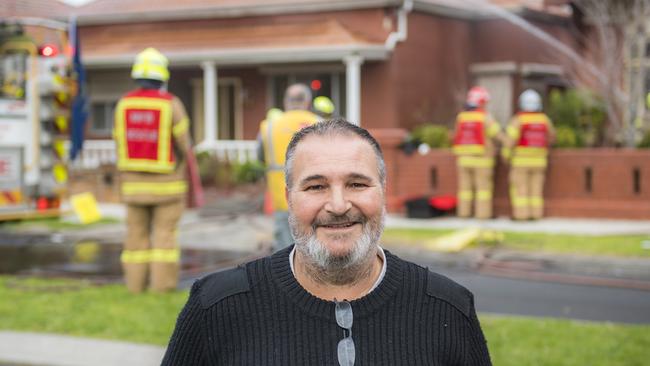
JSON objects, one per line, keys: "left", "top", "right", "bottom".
{"left": 198, "top": 266, "right": 250, "bottom": 309}
{"left": 425, "top": 269, "right": 472, "bottom": 318}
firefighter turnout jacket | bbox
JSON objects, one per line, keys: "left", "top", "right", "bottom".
{"left": 452, "top": 110, "right": 501, "bottom": 166}
{"left": 505, "top": 112, "right": 555, "bottom": 168}
{"left": 114, "top": 88, "right": 191, "bottom": 204}
{"left": 259, "top": 110, "right": 318, "bottom": 211}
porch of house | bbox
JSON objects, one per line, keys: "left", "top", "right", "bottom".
{"left": 65, "top": 138, "right": 259, "bottom": 203}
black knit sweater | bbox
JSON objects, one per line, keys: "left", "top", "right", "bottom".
{"left": 162, "top": 246, "right": 492, "bottom": 365}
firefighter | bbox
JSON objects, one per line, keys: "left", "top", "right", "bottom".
{"left": 113, "top": 48, "right": 191, "bottom": 293}
{"left": 313, "top": 95, "right": 335, "bottom": 119}
{"left": 452, "top": 86, "right": 501, "bottom": 219}
{"left": 504, "top": 89, "right": 555, "bottom": 220}
{"left": 258, "top": 84, "right": 319, "bottom": 251}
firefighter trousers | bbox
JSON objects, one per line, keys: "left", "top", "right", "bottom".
{"left": 122, "top": 199, "right": 184, "bottom": 293}
{"left": 509, "top": 166, "right": 546, "bottom": 220}
{"left": 457, "top": 165, "right": 494, "bottom": 219}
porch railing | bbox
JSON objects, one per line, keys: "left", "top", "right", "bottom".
{"left": 65, "top": 139, "right": 259, "bottom": 169}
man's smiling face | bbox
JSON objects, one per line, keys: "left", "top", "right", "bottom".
{"left": 287, "top": 133, "right": 385, "bottom": 271}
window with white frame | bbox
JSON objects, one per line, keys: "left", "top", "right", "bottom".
{"left": 90, "top": 100, "right": 117, "bottom": 136}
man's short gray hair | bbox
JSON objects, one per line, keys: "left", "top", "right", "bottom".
{"left": 285, "top": 118, "right": 386, "bottom": 190}
{"left": 284, "top": 84, "right": 312, "bottom": 110}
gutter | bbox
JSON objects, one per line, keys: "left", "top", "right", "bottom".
{"left": 384, "top": 0, "right": 413, "bottom": 51}
{"left": 74, "top": 0, "right": 401, "bottom": 26}
{"left": 411, "top": 1, "right": 570, "bottom": 22}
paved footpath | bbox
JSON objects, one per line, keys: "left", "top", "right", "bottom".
{"left": 2, "top": 203, "right": 649, "bottom": 366}
{"left": 0, "top": 331, "right": 164, "bottom": 366}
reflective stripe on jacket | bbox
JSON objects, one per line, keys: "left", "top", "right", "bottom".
{"left": 114, "top": 89, "right": 175, "bottom": 173}
{"left": 260, "top": 110, "right": 318, "bottom": 211}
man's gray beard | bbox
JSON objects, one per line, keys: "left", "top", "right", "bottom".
{"left": 289, "top": 208, "right": 385, "bottom": 286}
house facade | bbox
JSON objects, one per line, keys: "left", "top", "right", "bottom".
{"left": 67, "top": 0, "right": 580, "bottom": 146}
{"left": 13, "top": 1, "right": 647, "bottom": 219}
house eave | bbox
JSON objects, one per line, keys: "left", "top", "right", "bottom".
{"left": 84, "top": 44, "right": 390, "bottom": 68}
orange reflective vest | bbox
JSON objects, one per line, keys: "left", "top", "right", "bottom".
{"left": 453, "top": 111, "right": 486, "bottom": 155}
{"left": 516, "top": 112, "right": 550, "bottom": 150}
{"left": 114, "top": 89, "right": 176, "bottom": 173}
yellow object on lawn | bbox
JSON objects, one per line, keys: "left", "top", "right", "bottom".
{"left": 425, "top": 228, "right": 481, "bottom": 252}
{"left": 70, "top": 192, "right": 102, "bottom": 224}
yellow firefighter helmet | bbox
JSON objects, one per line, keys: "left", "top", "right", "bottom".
{"left": 313, "top": 96, "right": 335, "bottom": 115}
{"left": 131, "top": 47, "right": 170, "bottom": 82}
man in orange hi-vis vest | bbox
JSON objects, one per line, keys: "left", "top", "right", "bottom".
{"left": 452, "top": 86, "right": 502, "bottom": 219}
{"left": 504, "top": 89, "right": 555, "bottom": 220}
{"left": 113, "top": 48, "right": 191, "bottom": 293}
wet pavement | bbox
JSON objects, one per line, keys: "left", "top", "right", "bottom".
{"left": 0, "top": 233, "right": 263, "bottom": 282}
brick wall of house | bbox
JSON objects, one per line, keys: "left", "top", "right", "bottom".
{"left": 372, "top": 129, "right": 650, "bottom": 219}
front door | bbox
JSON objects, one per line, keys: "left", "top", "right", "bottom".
{"left": 191, "top": 77, "right": 243, "bottom": 142}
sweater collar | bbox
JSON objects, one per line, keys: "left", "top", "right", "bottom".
{"left": 288, "top": 245, "right": 387, "bottom": 294}
{"left": 270, "top": 245, "right": 403, "bottom": 320}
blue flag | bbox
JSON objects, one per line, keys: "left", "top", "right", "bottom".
{"left": 69, "top": 16, "right": 88, "bottom": 161}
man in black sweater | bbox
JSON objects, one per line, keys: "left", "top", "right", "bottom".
{"left": 163, "top": 119, "right": 492, "bottom": 365}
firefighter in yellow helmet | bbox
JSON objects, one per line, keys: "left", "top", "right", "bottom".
{"left": 113, "top": 48, "right": 192, "bottom": 293}
{"left": 258, "top": 84, "right": 319, "bottom": 251}
{"left": 313, "top": 95, "right": 335, "bottom": 119}
{"left": 452, "top": 86, "right": 502, "bottom": 219}
{"left": 504, "top": 89, "right": 555, "bottom": 220}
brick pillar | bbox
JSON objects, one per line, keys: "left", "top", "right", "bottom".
{"left": 368, "top": 128, "right": 408, "bottom": 212}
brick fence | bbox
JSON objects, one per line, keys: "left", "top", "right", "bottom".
{"left": 370, "top": 128, "right": 650, "bottom": 220}
{"left": 69, "top": 130, "right": 650, "bottom": 220}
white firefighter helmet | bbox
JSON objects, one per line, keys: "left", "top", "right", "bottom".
{"left": 466, "top": 86, "right": 490, "bottom": 108}
{"left": 519, "top": 89, "right": 542, "bottom": 112}
{"left": 131, "top": 48, "right": 170, "bottom": 82}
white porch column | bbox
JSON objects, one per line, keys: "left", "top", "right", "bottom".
{"left": 344, "top": 55, "right": 364, "bottom": 126}
{"left": 201, "top": 61, "right": 218, "bottom": 147}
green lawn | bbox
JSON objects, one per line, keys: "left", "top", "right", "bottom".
{"left": 382, "top": 228, "right": 650, "bottom": 257}
{"left": 0, "top": 276, "right": 186, "bottom": 345}
{"left": 1, "top": 276, "right": 649, "bottom": 365}
{"left": 483, "top": 315, "right": 650, "bottom": 366}
{"left": 502, "top": 231, "right": 650, "bottom": 257}
{"left": 382, "top": 228, "right": 455, "bottom": 243}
